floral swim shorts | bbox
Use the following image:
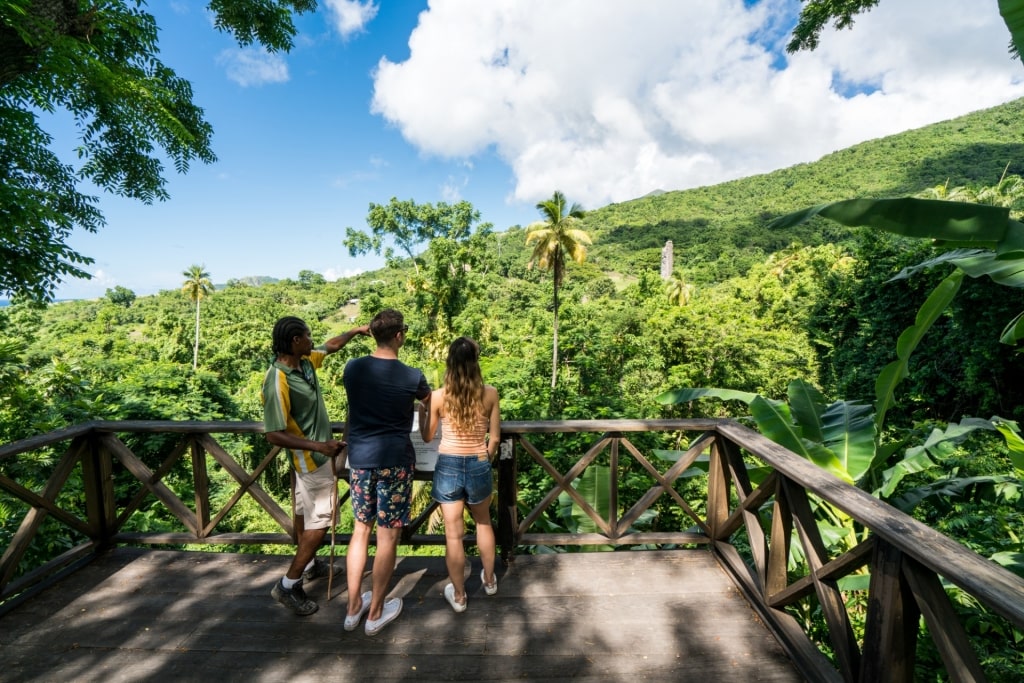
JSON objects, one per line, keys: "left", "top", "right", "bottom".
{"left": 348, "top": 465, "right": 414, "bottom": 528}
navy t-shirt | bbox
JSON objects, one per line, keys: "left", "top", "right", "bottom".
{"left": 343, "top": 355, "right": 431, "bottom": 469}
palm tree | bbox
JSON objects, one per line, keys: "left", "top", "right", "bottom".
{"left": 181, "top": 264, "right": 213, "bottom": 371}
{"left": 526, "top": 191, "right": 591, "bottom": 389}
{"left": 665, "top": 268, "right": 695, "bottom": 306}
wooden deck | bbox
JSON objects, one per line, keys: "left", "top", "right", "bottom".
{"left": 0, "top": 547, "right": 803, "bottom": 682}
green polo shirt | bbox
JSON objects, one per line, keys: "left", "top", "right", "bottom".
{"left": 262, "top": 347, "right": 331, "bottom": 473}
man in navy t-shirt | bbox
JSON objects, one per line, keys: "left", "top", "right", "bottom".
{"left": 341, "top": 308, "right": 430, "bottom": 636}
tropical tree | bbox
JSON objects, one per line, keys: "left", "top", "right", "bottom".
{"left": 664, "top": 268, "right": 695, "bottom": 306}
{"left": 344, "top": 198, "right": 492, "bottom": 353}
{"left": 787, "top": 0, "right": 1024, "bottom": 59}
{"left": 181, "top": 265, "right": 213, "bottom": 371}
{"left": 526, "top": 191, "right": 592, "bottom": 389}
{"left": 105, "top": 286, "right": 136, "bottom": 308}
{"left": 0, "top": 1, "right": 315, "bottom": 301}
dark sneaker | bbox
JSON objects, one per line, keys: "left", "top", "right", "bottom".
{"left": 271, "top": 579, "right": 318, "bottom": 616}
{"left": 302, "top": 557, "right": 335, "bottom": 582}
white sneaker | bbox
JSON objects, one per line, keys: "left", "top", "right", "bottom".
{"left": 444, "top": 583, "right": 467, "bottom": 613}
{"left": 364, "top": 597, "right": 403, "bottom": 636}
{"left": 481, "top": 568, "right": 498, "bottom": 596}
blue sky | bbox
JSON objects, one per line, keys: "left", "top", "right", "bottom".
{"left": 53, "top": 0, "right": 1024, "bottom": 299}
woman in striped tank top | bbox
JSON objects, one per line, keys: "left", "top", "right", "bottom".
{"left": 418, "top": 337, "right": 501, "bottom": 612}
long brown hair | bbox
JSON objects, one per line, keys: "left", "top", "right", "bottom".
{"left": 443, "top": 337, "right": 484, "bottom": 433}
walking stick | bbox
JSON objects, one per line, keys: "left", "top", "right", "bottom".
{"left": 327, "top": 448, "right": 342, "bottom": 601}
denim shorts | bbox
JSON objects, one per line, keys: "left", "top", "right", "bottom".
{"left": 432, "top": 454, "right": 494, "bottom": 505}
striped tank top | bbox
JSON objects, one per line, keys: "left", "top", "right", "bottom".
{"left": 438, "top": 414, "right": 489, "bottom": 455}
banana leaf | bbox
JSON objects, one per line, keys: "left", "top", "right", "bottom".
{"left": 768, "top": 197, "right": 1022, "bottom": 251}
{"left": 874, "top": 270, "right": 963, "bottom": 431}
{"left": 1000, "top": 0, "right": 1024, "bottom": 61}
{"left": 656, "top": 387, "right": 759, "bottom": 405}
{"left": 993, "top": 419, "right": 1024, "bottom": 474}
{"left": 788, "top": 379, "right": 828, "bottom": 443}
{"left": 990, "top": 552, "right": 1024, "bottom": 579}
{"left": 820, "top": 400, "right": 875, "bottom": 483}
{"left": 750, "top": 396, "right": 849, "bottom": 481}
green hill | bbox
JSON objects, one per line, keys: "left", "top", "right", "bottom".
{"left": 579, "top": 97, "right": 1024, "bottom": 282}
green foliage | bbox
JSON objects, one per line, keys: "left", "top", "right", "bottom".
{"left": 786, "top": 0, "right": 1024, "bottom": 65}
{"left": 105, "top": 286, "right": 136, "bottom": 308}
{"left": 0, "top": 0, "right": 314, "bottom": 300}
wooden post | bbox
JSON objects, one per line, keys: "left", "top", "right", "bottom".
{"left": 191, "top": 437, "right": 210, "bottom": 541}
{"left": 496, "top": 435, "right": 517, "bottom": 563}
{"left": 80, "top": 432, "right": 115, "bottom": 548}
{"left": 707, "top": 436, "right": 730, "bottom": 540}
{"left": 861, "top": 537, "right": 918, "bottom": 683}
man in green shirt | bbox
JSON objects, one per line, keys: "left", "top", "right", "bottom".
{"left": 262, "top": 315, "right": 369, "bottom": 615}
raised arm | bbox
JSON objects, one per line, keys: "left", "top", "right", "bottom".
{"left": 323, "top": 324, "right": 370, "bottom": 354}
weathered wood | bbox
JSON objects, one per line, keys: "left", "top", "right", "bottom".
{"left": 782, "top": 479, "right": 860, "bottom": 682}
{"left": 190, "top": 437, "right": 210, "bottom": 538}
{"left": 902, "top": 556, "right": 988, "bottom": 683}
{"left": 99, "top": 433, "right": 199, "bottom": 536}
{"left": 519, "top": 532, "right": 709, "bottom": 546}
{"left": 0, "top": 421, "right": 94, "bottom": 460}
{"left": 766, "top": 476, "right": 792, "bottom": 600}
{"left": 616, "top": 434, "right": 708, "bottom": 534}
{"left": 713, "top": 540, "right": 842, "bottom": 683}
{"left": 514, "top": 434, "right": 613, "bottom": 537}
{"left": 197, "top": 433, "right": 292, "bottom": 534}
{"left": 719, "top": 469, "right": 778, "bottom": 539}
{"left": 113, "top": 532, "right": 293, "bottom": 545}
{"left": 769, "top": 539, "right": 874, "bottom": 608}
{"left": 707, "top": 436, "right": 730, "bottom": 540}
{"left": 113, "top": 435, "right": 191, "bottom": 533}
{"left": 0, "top": 542, "right": 97, "bottom": 605}
{"left": 0, "top": 548, "right": 804, "bottom": 683}
{"left": 0, "top": 445, "right": 84, "bottom": 586}
{"left": 80, "top": 432, "right": 115, "bottom": 544}
{"left": 0, "top": 470, "right": 92, "bottom": 537}
{"left": 716, "top": 421, "right": 1024, "bottom": 629}
{"left": 860, "top": 538, "right": 918, "bottom": 683}
{"left": 496, "top": 434, "right": 518, "bottom": 560}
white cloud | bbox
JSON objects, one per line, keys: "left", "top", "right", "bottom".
{"left": 324, "top": 0, "right": 379, "bottom": 39}
{"left": 324, "top": 267, "right": 366, "bottom": 281}
{"left": 440, "top": 175, "right": 467, "bottom": 202}
{"left": 370, "top": 0, "right": 1024, "bottom": 209}
{"left": 217, "top": 48, "right": 289, "bottom": 87}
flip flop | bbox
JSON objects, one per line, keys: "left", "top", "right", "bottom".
{"left": 364, "top": 597, "right": 403, "bottom": 636}
{"left": 343, "top": 591, "right": 372, "bottom": 631}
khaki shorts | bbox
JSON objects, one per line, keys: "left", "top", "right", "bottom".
{"left": 294, "top": 463, "right": 337, "bottom": 530}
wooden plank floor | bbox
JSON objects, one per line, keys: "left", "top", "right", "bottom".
{"left": 0, "top": 548, "right": 805, "bottom": 682}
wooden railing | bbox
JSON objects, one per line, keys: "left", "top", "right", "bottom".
{"left": 1, "top": 419, "right": 1022, "bottom": 683}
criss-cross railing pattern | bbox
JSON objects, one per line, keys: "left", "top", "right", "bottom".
{"left": 1, "top": 419, "right": 1022, "bottom": 683}
{"left": 495, "top": 420, "right": 1024, "bottom": 683}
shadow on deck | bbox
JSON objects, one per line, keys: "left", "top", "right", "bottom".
{"left": 0, "top": 547, "right": 802, "bottom": 682}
